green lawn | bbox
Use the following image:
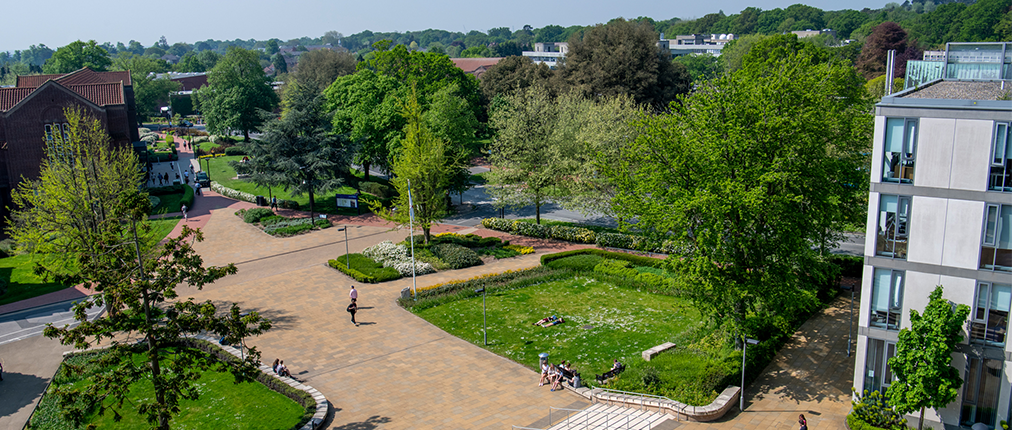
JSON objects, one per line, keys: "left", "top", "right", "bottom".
{"left": 0, "top": 217, "right": 180, "bottom": 306}
{"left": 30, "top": 348, "right": 307, "bottom": 430}
{"left": 205, "top": 156, "right": 382, "bottom": 215}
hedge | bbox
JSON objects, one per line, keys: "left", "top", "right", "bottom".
{"left": 224, "top": 146, "right": 247, "bottom": 156}
{"left": 147, "top": 184, "right": 185, "bottom": 196}
{"left": 211, "top": 182, "right": 298, "bottom": 209}
{"left": 846, "top": 414, "right": 894, "bottom": 430}
{"left": 481, "top": 218, "right": 677, "bottom": 253}
{"left": 242, "top": 208, "right": 275, "bottom": 223}
{"left": 540, "top": 249, "right": 664, "bottom": 268}
{"left": 327, "top": 254, "right": 401, "bottom": 283}
{"left": 179, "top": 184, "right": 194, "bottom": 212}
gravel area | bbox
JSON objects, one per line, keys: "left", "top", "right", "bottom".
{"left": 900, "top": 80, "right": 1011, "bottom": 101}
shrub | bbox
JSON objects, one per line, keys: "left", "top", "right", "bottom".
{"left": 363, "top": 241, "right": 435, "bottom": 276}
{"left": 0, "top": 238, "right": 16, "bottom": 258}
{"left": 484, "top": 247, "right": 520, "bottom": 259}
{"left": 224, "top": 146, "right": 246, "bottom": 156}
{"left": 594, "top": 259, "right": 638, "bottom": 278}
{"left": 138, "top": 127, "right": 151, "bottom": 134}
{"left": 242, "top": 208, "right": 275, "bottom": 223}
{"left": 402, "top": 266, "right": 574, "bottom": 311}
{"left": 359, "top": 181, "right": 390, "bottom": 198}
{"left": 540, "top": 249, "right": 664, "bottom": 269}
{"left": 430, "top": 243, "right": 482, "bottom": 269}
{"left": 211, "top": 135, "right": 228, "bottom": 145}
{"left": 479, "top": 218, "right": 596, "bottom": 244}
{"left": 503, "top": 244, "right": 534, "bottom": 255}
{"left": 850, "top": 389, "right": 907, "bottom": 430}
{"left": 179, "top": 184, "right": 194, "bottom": 212}
{"left": 830, "top": 254, "right": 864, "bottom": 278}
{"left": 262, "top": 218, "right": 330, "bottom": 236}
{"left": 328, "top": 254, "right": 401, "bottom": 283}
{"left": 193, "top": 136, "right": 211, "bottom": 144}
{"left": 147, "top": 184, "right": 185, "bottom": 196}
{"left": 211, "top": 182, "right": 257, "bottom": 203}
{"left": 415, "top": 248, "right": 451, "bottom": 271}
{"left": 546, "top": 254, "right": 604, "bottom": 271}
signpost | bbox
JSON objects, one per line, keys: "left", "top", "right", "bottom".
{"left": 334, "top": 192, "right": 361, "bottom": 215}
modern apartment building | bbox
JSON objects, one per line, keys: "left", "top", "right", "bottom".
{"left": 854, "top": 43, "right": 1012, "bottom": 429}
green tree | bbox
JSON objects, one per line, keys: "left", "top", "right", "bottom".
{"left": 291, "top": 49, "right": 357, "bottom": 92}
{"left": 369, "top": 86, "right": 454, "bottom": 243}
{"left": 324, "top": 70, "right": 405, "bottom": 179}
{"left": 174, "top": 52, "right": 204, "bottom": 72}
{"left": 196, "top": 47, "right": 280, "bottom": 141}
{"left": 487, "top": 85, "right": 569, "bottom": 224}
{"left": 603, "top": 47, "right": 872, "bottom": 339}
{"left": 887, "top": 286, "right": 971, "bottom": 430}
{"left": 561, "top": 18, "right": 690, "bottom": 107}
{"left": 236, "top": 81, "right": 354, "bottom": 220}
{"left": 265, "top": 39, "right": 280, "bottom": 56}
{"left": 112, "top": 54, "right": 179, "bottom": 121}
{"left": 43, "top": 40, "right": 112, "bottom": 74}
{"left": 478, "top": 55, "right": 555, "bottom": 101}
{"left": 271, "top": 53, "right": 288, "bottom": 75}
{"left": 673, "top": 54, "right": 722, "bottom": 83}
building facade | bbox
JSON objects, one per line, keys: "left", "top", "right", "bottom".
{"left": 853, "top": 66, "right": 1012, "bottom": 429}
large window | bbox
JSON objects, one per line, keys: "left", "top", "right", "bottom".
{"left": 863, "top": 339, "right": 895, "bottom": 394}
{"left": 980, "top": 204, "right": 1012, "bottom": 272}
{"left": 970, "top": 283, "right": 1012, "bottom": 347}
{"left": 990, "top": 122, "right": 1011, "bottom": 192}
{"left": 882, "top": 118, "right": 917, "bottom": 184}
{"left": 961, "top": 357, "right": 1003, "bottom": 428}
{"left": 870, "top": 269, "right": 904, "bottom": 330}
{"left": 876, "top": 195, "right": 910, "bottom": 259}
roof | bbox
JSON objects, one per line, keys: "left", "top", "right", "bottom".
{"left": 898, "top": 80, "right": 1011, "bottom": 101}
{"left": 0, "top": 81, "right": 125, "bottom": 112}
{"left": 450, "top": 57, "right": 504, "bottom": 74}
{"left": 15, "top": 68, "right": 132, "bottom": 88}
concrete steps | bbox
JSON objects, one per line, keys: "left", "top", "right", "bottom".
{"left": 546, "top": 403, "right": 676, "bottom": 430}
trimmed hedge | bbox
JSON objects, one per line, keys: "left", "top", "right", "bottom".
{"left": 400, "top": 266, "right": 575, "bottom": 312}
{"left": 546, "top": 254, "right": 605, "bottom": 271}
{"left": 224, "top": 146, "right": 247, "bottom": 156}
{"left": 327, "top": 254, "right": 401, "bottom": 283}
{"left": 540, "top": 248, "right": 664, "bottom": 269}
{"left": 481, "top": 218, "right": 677, "bottom": 253}
{"left": 360, "top": 181, "right": 390, "bottom": 198}
{"left": 179, "top": 184, "right": 194, "bottom": 212}
{"left": 242, "top": 208, "right": 275, "bottom": 223}
{"left": 430, "top": 243, "right": 482, "bottom": 269}
{"left": 148, "top": 184, "right": 185, "bottom": 196}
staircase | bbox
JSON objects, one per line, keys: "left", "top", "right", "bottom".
{"left": 544, "top": 403, "right": 676, "bottom": 430}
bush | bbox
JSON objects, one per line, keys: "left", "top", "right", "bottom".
{"left": 262, "top": 218, "right": 330, "bottom": 236}
{"left": 224, "top": 146, "right": 246, "bottom": 156}
{"left": 540, "top": 249, "right": 665, "bottom": 269}
{"left": 147, "top": 184, "right": 185, "bottom": 196}
{"left": 328, "top": 254, "right": 401, "bottom": 283}
{"left": 414, "top": 248, "right": 451, "bottom": 271}
{"left": 211, "top": 135, "right": 228, "bottom": 145}
{"left": 193, "top": 136, "right": 211, "bottom": 144}
{"left": 546, "top": 254, "right": 604, "bottom": 271}
{"left": 179, "top": 184, "right": 194, "bottom": 212}
{"left": 359, "top": 181, "right": 390, "bottom": 198}
{"left": 831, "top": 254, "right": 864, "bottom": 278}
{"left": 211, "top": 182, "right": 257, "bottom": 203}
{"left": 480, "top": 218, "right": 595, "bottom": 244}
{"left": 363, "top": 241, "right": 435, "bottom": 276}
{"left": 138, "top": 127, "right": 151, "bottom": 134}
{"left": 850, "top": 389, "right": 907, "bottom": 430}
{"left": 0, "top": 238, "right": 16, "bottom": 258}
{"left": 595, "top": 232, "right": 677, "bottom": 254}
{"left": 594, "top": 259, "right": 639, "bottom": 278}
{"left": 430, "top": 243, "right": 482, "bottom": 269}
{"left": 242, "top": 208, "right": 275, "bottom": 223}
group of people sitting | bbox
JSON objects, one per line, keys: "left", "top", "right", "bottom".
{"left": 539, "top": 360, "right": 580, "bottom": 391}
{"left": 532, "top": 315, "right": 565, "bottom": 327}
{"left": 271, "top": 358, "right": 292, "bottom": 377}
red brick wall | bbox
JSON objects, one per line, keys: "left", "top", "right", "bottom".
{"left": 172, "top": 75, "right": 208, "bottom": 92}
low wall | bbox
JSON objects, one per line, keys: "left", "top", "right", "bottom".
{"left": 562, "top": 384, "right": 741, "bottom": 422}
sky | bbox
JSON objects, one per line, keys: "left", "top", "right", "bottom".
{"left": 2, "top": 0, "right": 890, "bottom": 52}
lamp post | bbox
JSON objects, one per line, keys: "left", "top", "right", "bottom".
{"left": 843, "top": 285, "right": 854, "bottom": 357}
{"left": 337, "top": 226, "right": 350, "bottom": 269}
{"left": 475, "top": 287, "right": 487, "bottom": 346}
{"left": 740, "top": 337, "right": 759, "bottom": 412}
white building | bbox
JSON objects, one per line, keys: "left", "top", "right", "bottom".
{"left": 521, "top": 42, "right": 568, "bottom": 68}
{"left": 658, "top": 33, "right": 735, "bottom": 57}
{"left": 854, "top": 42, "right": 1012, "bottom": 429}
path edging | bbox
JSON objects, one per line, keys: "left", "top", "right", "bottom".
{"left": 580, "top": 385, "right": 740, "bottom": 422}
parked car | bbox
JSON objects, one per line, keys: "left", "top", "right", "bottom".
{"left": 196, "top": 171, "right": 210, "bottom": 187}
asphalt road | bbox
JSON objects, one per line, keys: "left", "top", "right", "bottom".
{"left": 0, "top": 298, "right": 104, "bottom": 347}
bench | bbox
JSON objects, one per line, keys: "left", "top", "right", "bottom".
{"left": 642, "top": 342, "right": 677, "bottom": 361}
{"left": 595, "top": 363, "right": 625, "bottom": 384}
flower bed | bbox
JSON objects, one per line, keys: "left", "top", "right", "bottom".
{"left": 328, "top": 254, "right": 402, "bottom": 283}
{"left": 363, "top": 241, "right": 435, "bottom": 276}
{"left": 235, "top": 208, "right": 330, "bottom": 237}
{"left": 480, "top": 218, "right": 678, "bottom": 254}
{"left": 212, "top": 182, "right": 299, "bottom": 209}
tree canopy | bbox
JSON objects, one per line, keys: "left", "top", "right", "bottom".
{"left": 292, "top": 49, "right": 357, "bottom": 92}
{"left": 196, "top": 47, "right": 279, "bottom": 141}
{"left": 478, "top": 55, "right": 555, "bottom": 102}
{"left": 43, "top": 40, "right": 112, "bottom": 74}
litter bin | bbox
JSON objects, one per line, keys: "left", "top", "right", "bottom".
{"left": 256, "top": 195, "right": 267, "bottom": 206}
{"left": 539, "top": 352, "right": 549, "bottom": 369}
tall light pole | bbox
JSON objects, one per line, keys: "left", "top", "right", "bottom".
{"left": 337, "top": 226, "right": 350, "bottom": 269}
{"left": 475, "top": 287, "right": 487, "bottom": 345}
{"left": 741, "top": 337, "right": 759, "bottom": 412}
{"left": 843, "top": 284, "right": 854, "bottom": 357}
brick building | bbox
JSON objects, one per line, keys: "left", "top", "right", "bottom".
{"left": 0, "top": 67, "right": 138, "bottom": 222}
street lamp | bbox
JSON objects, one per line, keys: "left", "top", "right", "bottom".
{"left": 741, "top": 336, "right": 759, "bottom": 412}
{"left": 336, "top": 226, "right": 350, "bottom": 269}
{"left": 842, "top": 284, "right": 854, "bottom": 357}
{"left": 475, "top": 287, "right": 487, "bottom": 346}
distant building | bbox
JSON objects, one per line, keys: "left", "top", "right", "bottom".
{"left": 905, "top": 42, "right": 1012, "bottom": 89}
{"left": 659, "top": 34, "right": 735, "bottom": 57}
{"left": 450, "top": 58, "right": 504, "bottom": 79}
{"left": 0, "top": 67, "right": 138, "bottom": 222}
{"left": 790, "top": 29, "right": 836, "bottom": 38}
{"left": 521, "top": 42, "right": 569, "bottom": 68}
{"left": 154, "top": 72, "right": 209, "bottom": 92}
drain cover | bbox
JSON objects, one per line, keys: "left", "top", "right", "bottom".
{"left": 582, "top": 325, "right": 594, "bottom": 330}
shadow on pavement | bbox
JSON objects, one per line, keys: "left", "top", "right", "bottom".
{"left": 330, "top": 415, "right": 392, "bottom": 430}
{"left": 0, "top": 371, "right": 49, "bottom": 418}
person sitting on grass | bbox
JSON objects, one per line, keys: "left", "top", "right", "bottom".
{"left": 533, "top": 315, "right": 558, "bottom": 326}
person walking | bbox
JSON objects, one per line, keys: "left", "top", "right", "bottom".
{"left": 798, "top": 414, "right": 807, "bottom": 430}
{"left": 350, "top": 285, "right": 358, "bottom": 303}
{"left": 347, "top": 299, "right": 358, "bottom": 326}
{"left": 195, "top": 182, "right": 201, "bottom": 196}
{"left": 181, "top": 204, "right": 188, "bottom": 221}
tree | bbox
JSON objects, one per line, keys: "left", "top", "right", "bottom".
{"left": 236, "top": 81, "right": 355, "bottom": 220}
{"left": 196, "top": 47, "right": 279, "bottom": 141}
{"left": 487, "top": 85, "right": 569, "bottom": 224}
{"left": 10, "top": 109, "right": 270, "bottom": 429}
{"left": 292, "top": 49, "right": 357, "bottom": 92}
{"left": 265, "top": 39, "right": 280, "bottom": 56}
{"left": 673, "top": 54, "right": 722, "bottom": 83}
{"left": 478, "top": 55, "right": 555, "bottom": 101}
{"left": 887, "top": 286, "right": 970, "bottom": 430}
{"left": 369, "top": 87, "right": 454, "bottom": 244}
{"left": 857, "top": 22, "right": 919, "bottom": 80}
{"left": 324, "top": 70, "right": 405, "bottom": 180}
{"left": 271, "top": 53, "right": 288, "bottom": 75}
{"left": 491, "top": 41, "right": 525, "bottom": 57}
{"left": 602, "top": 47, "right": 872, "bottom": 339}
{"left": 112, "top": 54, "right": 179, "bottom": 121}
{"left": 560, "top": 18, "right": 690, "bottom": 107}
{"left": 43, "top": 40, "right": 112, "bottom": 74}
{"left": 424, "top": 83, "right": 480, "bottom": 203}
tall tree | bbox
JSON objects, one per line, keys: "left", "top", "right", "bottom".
{"left": 856, "top": 22, "right": 920, "bottom": 81}
{"left": 271, "top": 53, "right": 288, "bottom": 75}
{"left": 292, "top": 49, "right": 357, "bottom": 92}
{"left": 324, "top": 70, "right": 405, "bottom": 179}
{"left": 236, "top": 81, "right": 355, "bottom": 220}
{"left": 478, "top": 55, "right": 555, "bottom": 101}
{"left": 196, "top": 47, "right": 279, "bottom": 141}
{"left": 43, "top": 40, "right": 112, "bottom": 74}
{"left": 887, "top": 286, "right": 970, "bottom": 430}
{"left": 602, "top": 47, "right": 872, "bottom": 339}
{"left": 112, "top": 54, "right": 179, "bottom": 120}
{"left": 560, "top": 18, "right": 690, "bottom": 107}
{"left": 369, "top": 86, "right": 454, "bottom": 244}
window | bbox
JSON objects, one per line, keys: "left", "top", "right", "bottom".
{"left": 990, "top": 122, "right": 1011, "bottom": 192}
{"left": 863, "top": 339, "right": 896, "bottom": 394}
{"left": 876, "top": 195, "right": 910, "bottom": 259}
{"left": 970, "top": 283, "right": 1012, "bottom": 346}
{"left": 882, "top": 118, "right": 917, "bottom": 184}
{"left": 961, "top": 357, "right": 1003, "bottom": 428}
{"left": 980, "top": 204, "right": 1012, "bottom": 272}
{"left": 44, "top": 124, "right": 54, "bottom": 143}
{"left": 870, "top": 269, "right": 904, "bottom": 330}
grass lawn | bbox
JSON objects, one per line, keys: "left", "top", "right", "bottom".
{"left": 30, "top": 348, "right": 307, "bottom": 430}
{"left": 205, "top": 156, "right": 382, "bottom": 215}
{"left": 144, "top": 216, "right": 182, "bottom": 246}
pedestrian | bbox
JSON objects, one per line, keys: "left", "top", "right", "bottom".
{"left": 184, "top": 171, "right": 189, "bottom": 182}
{"left": 164, "top": 173, "right": 169, "bottom": 184}
{"left": 347, "top": 298, "right": 358, "bottom": 326}
{"left": 195, "top": 183, "right": 201, "bottom": 196}
{"left": 181, "top": 204, "right": 188, "bottom": 221}
{"left": 271, "top": 197, "right": 278, "bottom": 211}
{"left": 170, "top": 161, "right": 174, "bottom": 170}
{"left": 798, "top": 414, "right": 807, "bottom": 430}
{"left": 350, "top": 285, "right": 358, "bottom": 302}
